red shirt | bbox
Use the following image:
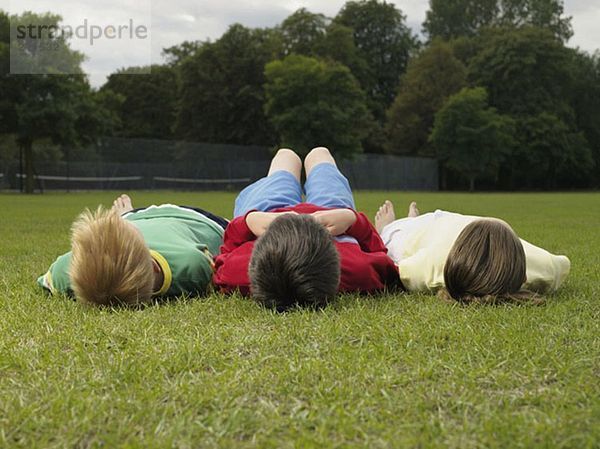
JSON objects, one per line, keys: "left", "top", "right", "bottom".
{"left": 213, "top": 203, "right": 399, "bottom": 295}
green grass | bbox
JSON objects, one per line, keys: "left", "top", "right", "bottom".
{"left": 0, "top": 191, "right": 598, "bottom": 448}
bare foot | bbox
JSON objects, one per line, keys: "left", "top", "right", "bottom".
{"left": 408, "top": 201, "right": 420, "bottom": 218}
{"left": 112, "top": 194, "right": 134, "bottom": 215}
{"left": 375, "top": 200, "right": 396, "bottom": 233}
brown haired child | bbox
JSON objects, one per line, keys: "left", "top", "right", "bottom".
{"left": 375, "top": 200, "right": 571, "bottom": 304}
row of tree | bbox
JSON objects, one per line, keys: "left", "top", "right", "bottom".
{"left": 1, "top": 1, "right": 599, "bottom": 191}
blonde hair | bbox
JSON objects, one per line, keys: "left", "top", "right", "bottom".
{"left": 70, "top": 207, "right": 154, "bottom": 307}
{"left": 440, "top": 219, "right": 543, "bottom": 305}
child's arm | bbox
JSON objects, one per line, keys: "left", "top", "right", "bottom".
{"left": 221, "top": 211, "right": 298, "bottom": 254}
{"left": 37, "top": 252, "right": 74, "bottom": 296}
{"left": 220, "top": 216, "right": 255, "bottom": 254}
{"left": 521, "top": 239, "right": 571, "bottom": 292}
{"left": 246, "top": 211, "right": 299, "bottom": 237}
{"left": 311, "top": 209, "right": 357, "bottom": 236}
{"left": 311, "top": 209, "right": 387, "bottom": 252}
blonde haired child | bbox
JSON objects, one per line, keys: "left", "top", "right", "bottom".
{"left": 38, "top": 194, "right": 227, "bottom": 307}
{"left": 375, "top": 201, "right": 571, "bottom": 304}
{"left": 70, "top": 207, "right": 155, "bottom": 306}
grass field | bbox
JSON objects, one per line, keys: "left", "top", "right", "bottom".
{"left": 0, "top": 191, "right": 598, "bottom": 448}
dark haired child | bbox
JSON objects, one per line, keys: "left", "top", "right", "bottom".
{"left": 213, "top": 147, "right": 399, "bottom": 310}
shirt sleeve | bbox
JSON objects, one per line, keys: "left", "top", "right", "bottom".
{"left": 344, "top": 211, "right": 388, "bottom": 253}
{"left": 521, "top": 239, "right": 571, "bottom": 292}
{"left": 213, "top": 213, "right": 255, "bottom": 295}
{"left": 219, "top": 213, "right": 257, "bottom": 254}
{"left": 37, "top": 252, "right": 73, "bottom": 296}
{"left": 397, "top": 248, "right": 446, "bottom": 292}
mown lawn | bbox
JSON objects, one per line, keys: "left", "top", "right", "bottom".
{"left": 0, "top": 191, "right": 598, "bottom": 448}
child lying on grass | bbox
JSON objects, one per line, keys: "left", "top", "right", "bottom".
{"left": 213, "top": 147, "right": 400, "bottom": 311}
{"left": 38, "top": 194, "right": 227, "bottom": 307}
{"left": 375, "top": 200, "right": 570, "bottom": 304}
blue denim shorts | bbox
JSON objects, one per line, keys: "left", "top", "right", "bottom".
{"left": 233, "top": 163, "right": 356, "bottom": 217}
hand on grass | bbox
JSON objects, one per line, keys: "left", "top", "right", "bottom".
{"left": 311, "top": 209, "right": 357, "bottom": 236}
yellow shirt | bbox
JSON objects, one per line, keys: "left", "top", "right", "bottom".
{"left": 380, "top": 210, "right": 571, "bottom": 293}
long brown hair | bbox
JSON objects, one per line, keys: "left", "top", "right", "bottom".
{"left": 440, "top": 219, "right": 542, "bottom": 305}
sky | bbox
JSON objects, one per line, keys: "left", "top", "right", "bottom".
{"left": 3, "top": 0, "right": 599, "bottom": 87}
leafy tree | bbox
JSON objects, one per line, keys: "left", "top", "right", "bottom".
{"left": 279, "top": 8, "right": 328, "bottom": 56}
{"left": 386, "top": 40, "right": 467, "bottom": 156}
{"left": 512, "top": 112, "right": 593, "bottom": 189}
{"left": 0, "top": 11, "right": 116, "bottom": 193}
{"left": 264, "top": 55, "right": 373, "bottom": 158}
{"left": 465, "top": 27, "right": 597, "bottom": 188}
{"left": 498, "top": 0, "right": 572, "bottom": 41}
{"left": 314, "top": 23, "right": 369, "bottom": 82}
{"left": 430, "top": 87, "right": 515, "bottom": 191}
{"left": 423, "top": 0, "right": 572, "bottom": 41}
{"left": 162, "top": 40, "right": 204, "bottom": 66}
{"left": 101, "top": 65, "right": 178, "bottom": 139}
{"left": 468, "top": 27, "right": 572, "bottom": 119}
{"left": 8, "top": 11, "right": 85, "bottom": 75}
{"left": 0, "top": 10, "right": 12, "bottom": 134}
{"left": 569, "top": 50, "right": 600, "bottom": 186}
{"left": 335, "top": 0, "right": 418, "bottom": 123}
{"left": 176, "top": 24, "right": 278, "bottom": 145}
{"left": 423, "top": 0, "right": 498, "bottom": 40}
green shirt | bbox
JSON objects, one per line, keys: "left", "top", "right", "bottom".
{"left": 37, "top": 205, "right": 225, "bottom": 298}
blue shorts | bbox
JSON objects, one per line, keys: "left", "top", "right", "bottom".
{"left": 234, "top": 163, "right": 356, "bottom": 217}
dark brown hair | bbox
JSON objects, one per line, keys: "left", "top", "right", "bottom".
{"left": 441, "top": 219, "right": 541, "bottom": 304}
{"left": 249, "top": 214, "right": 340, "bottom": 311}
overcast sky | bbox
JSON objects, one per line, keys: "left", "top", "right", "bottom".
{"left": 4, "top": 0, "right": 599, "bottom": 87}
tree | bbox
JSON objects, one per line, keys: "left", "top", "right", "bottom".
{"left": 0, "top": 10, "right": 13, "bottom": 134}
{"left": 101, "top": 65, "right": 178, "bottom": 139}
{"left": 386, "top": 40, "right": 467, "bottom": 156}
{"left": 498, "top": 0, "right": 572, "bottom": 41}
{"left": 423, "top": 0, "right": 498, "bottom": 40}
{"left": 8, "top": 11, "right": 85, "bottom": 75}
{"left": 0, "top": 11, "right": 116, "bottom": 193}
{"left": 512, "top": 112, "right": 593, "bottom": 189}
{"left": 264, "top": 55, "right": 373, "bottom": 158}
{"left": 430, "top": 87, "right": 515, "bottom": 191}
{"left": 335, "top": 0, "right": 418, "bottom": 124}
{"left": 176, "top": 24, "right": 279, "bottom": 145}
{"left": 162, "top": 40, "right": 204, "bottom": 66}
{"left": 314, "top": 23, "right": 369, "bottom": 82}
{"left": 569, "top": 50, "right": 600, "bottom": 186}
{"left": 423, "top": 0, "right": 572, "bottom": 41}
{"left": 468, "top": 27, "right": 572, "bottom": 119}
{"left": 465, "top": 26, "right": 593, "bottom": 188}
{"left": 279, "top": 8, "right": 328, "bottom": 57}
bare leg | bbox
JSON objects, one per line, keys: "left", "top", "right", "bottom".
{"left": 375, "top": 200, "right": 396, "bottom": 233}
{"left": 304, "top": 146, "right": 336, "bottom": 178}
{"left": 268, "top": 148, "right": 302, "bottom": 182}
{"left": 112, "top": 194, "right": 134, "bottom": 215}
{"left": 408, "top": 201, "right": 420, "bottom": 218}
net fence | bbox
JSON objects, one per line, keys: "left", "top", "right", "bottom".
{"left": 1, "top": 139, "right": 438, "bottom": 191}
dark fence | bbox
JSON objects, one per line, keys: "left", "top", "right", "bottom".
{"left": 1, "top": 139, "right": 438, "bottom": 191}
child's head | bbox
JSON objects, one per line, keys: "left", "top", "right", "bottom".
{"left": 441, "top": 219, "right": 527, "bottom": 304}
{"left": 249, "top": 214, "right": 340, "bottom": 311}
{"left": 70, "top": 207, "right": 155, "bottom": 307}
